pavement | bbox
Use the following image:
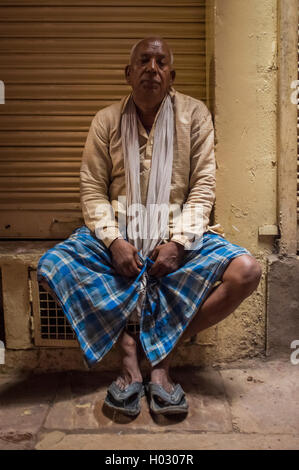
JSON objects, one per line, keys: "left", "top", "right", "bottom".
{"left": 0, "top": 357, "right": 298, "bottom": 450}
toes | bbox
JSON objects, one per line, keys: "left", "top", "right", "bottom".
{"left": 115, "top": 376, "right": 126, "bottom": 390}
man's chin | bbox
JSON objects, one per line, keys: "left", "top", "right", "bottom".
{"left": 135, "top": 88, "right": 166, "bottom": 104}
{"left": 142, "top": 81, "right": 160, "bottom": 88}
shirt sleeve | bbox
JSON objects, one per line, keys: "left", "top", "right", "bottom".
{"left": 80, "top": 112, "right": 123, "bottom": 249}
{"left": 170, "top": 103, "right": 216, "bottom": 249}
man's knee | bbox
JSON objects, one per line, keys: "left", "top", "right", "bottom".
{"left": 224, "top": 255, "right": 262, "bottom": 296}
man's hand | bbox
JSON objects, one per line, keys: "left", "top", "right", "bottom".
{"left": 148, "top": 241, "right": 185, "bottom": 278}
{"left": 110, "top": 238, "right": 143, "bottom": 278}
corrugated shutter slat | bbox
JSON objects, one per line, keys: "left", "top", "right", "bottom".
{"left": 0, "top": 0, "right": 206, "bottom": 238}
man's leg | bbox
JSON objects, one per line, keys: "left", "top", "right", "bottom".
{"left": 150, "top": 254, "right": 262, "bottom": 391}
{"left": 115, "top": 330, "right": 143, "bottom": 390}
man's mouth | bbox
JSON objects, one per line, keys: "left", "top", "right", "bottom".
{"left": 141, "top": 78, "right": 160, "bottom": 85}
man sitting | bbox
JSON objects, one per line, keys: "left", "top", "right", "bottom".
{"left": 38, "top": 37, "right": 261, "bottom": 417}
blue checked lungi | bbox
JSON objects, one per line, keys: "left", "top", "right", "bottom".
{"left": 37, "top": 226, "right": 251, "bottom": 368}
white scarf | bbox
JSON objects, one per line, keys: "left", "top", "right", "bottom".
{"left": 121, "top": 94, "right": 174, "bottom": 258}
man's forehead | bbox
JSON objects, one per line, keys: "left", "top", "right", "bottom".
{"left": 133, "top": 39, "right": 171, "bottom": 58}
{"left": 142, "top": 39, "right": 164, "bottom": 50}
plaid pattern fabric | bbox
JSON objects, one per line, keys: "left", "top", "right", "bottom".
{"left": 37, "top": 226, "right": 251, "bottom": 368}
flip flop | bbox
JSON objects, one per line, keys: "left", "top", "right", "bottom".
{"left": 104, "top": 381, "right": 144, "bottom": 416}
{"left": 147, "top": 382, "right": 189, "bottom": 415}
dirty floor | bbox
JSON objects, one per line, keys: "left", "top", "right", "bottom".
{"left": 0, "top": 357, "right": 298, "bottom": 450}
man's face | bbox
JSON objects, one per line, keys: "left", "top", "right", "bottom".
{"left": 125, "top": 39, "right": 175, "bottom": 107}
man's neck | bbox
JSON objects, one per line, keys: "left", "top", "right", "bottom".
{"left": 133, "top": 96, "right": 164, "bottom": 129}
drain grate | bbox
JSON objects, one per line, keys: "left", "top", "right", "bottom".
{"left": 30, "top": 270, "right": 78, "bottom": 347}
{"left": 39, "top": 284, "right": 76, "bottom": 341}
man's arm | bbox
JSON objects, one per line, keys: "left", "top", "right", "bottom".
{"left": 80, "top": 112, "right": 123, "bottom": 249}
{"left": 170, "top": 103, "right": 216, "bottom": 248}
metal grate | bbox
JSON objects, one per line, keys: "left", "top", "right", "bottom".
{"left": 39, "top": 285, "right": 76, "bottom": 341}
{"left": 30, "top": 270, "right": 78, "bottom": 347}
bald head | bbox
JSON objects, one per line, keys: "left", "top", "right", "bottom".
{"left": 125, "top": 36, "right": 175, "bottom": 111}
{"left": 130, "top": 37, "right": 174, "bottom": 66}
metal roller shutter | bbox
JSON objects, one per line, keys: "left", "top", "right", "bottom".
{"left": 0, "top": 0, "right": 207, "bottom": 239}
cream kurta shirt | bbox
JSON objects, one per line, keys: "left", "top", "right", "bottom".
{"left": 80, "top": 88, "right": 222, "bottom": 250}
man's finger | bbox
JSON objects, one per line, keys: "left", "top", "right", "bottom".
{"left": 134, "top": 253, "right": 143, "bottom": 268}
{"left": 149, "top": 260, "right": 175, "bottom": 278}
{"left": 150, "top": 248, "right": 159, "bottom": 261}
{"left": 149, "top": 267, "right": 168, "bottom": 278}
{"left": 148, "top": 261, "right": 161, "bottom": 276}
{"left": 122, "top": 268, "right": 139, "bottom": 278}
{"left": 114, "top": 259, "right": 141, "bottom": 278}
{"left": 127, "top": 261, "right": 142, "bottom": 277}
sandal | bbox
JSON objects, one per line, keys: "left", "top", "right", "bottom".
{"left": 147, "top": 382, "right": 189, "bottom": 415}
{"left": 104, "top": 381, "right": 144, "bottom": 416}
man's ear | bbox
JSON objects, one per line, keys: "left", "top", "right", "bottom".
{"left": 125, "top": 65, "right": 131, "bottom": 84}
{"left": 170, "top": 69, "right": 176, "bottom": 85}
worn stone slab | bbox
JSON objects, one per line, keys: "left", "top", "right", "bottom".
{"left": 35, "top": 431, "right": 299, "bottom": 450}
{"left": 0, "top": 432, "right": 35, "bottom": 450}
{"left": 0, "top": 373, "right": 60, "bottom": 437}
{"left": 220, "top": 360, "right": 299, "bottom": 434}
{"left": 44, "top": 371, "right": 101, "bottom": 430}
{"left": 267, "top": 255, "right": 299, "bottom": 356}
{"left": 45, "top": 368, "right": 232, "bottom": 433}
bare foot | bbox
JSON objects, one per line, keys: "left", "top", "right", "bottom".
{"left": 115, "top": 330, "right": 143, "bottom": 390}
{"left": 150, "top": 356, "right": 174, "bottom": 393}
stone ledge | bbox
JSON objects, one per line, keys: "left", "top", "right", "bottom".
{"left": 0, "top": 241, "right": 59, "bottom": 267}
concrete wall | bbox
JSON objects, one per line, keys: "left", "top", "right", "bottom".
{"left": 205, "top": 0, "right": 278, "bottom": 361}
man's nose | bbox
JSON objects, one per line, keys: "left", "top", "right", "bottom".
{"left": 147, "top": 58, "right": 158, "bottom": 72}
